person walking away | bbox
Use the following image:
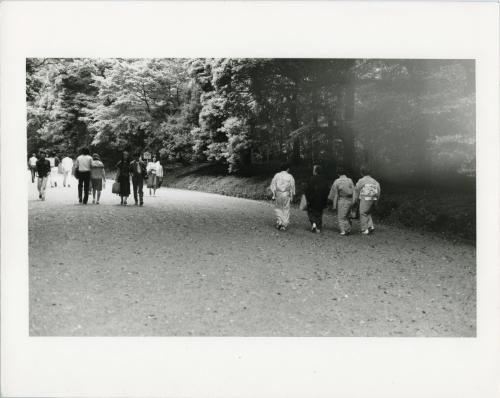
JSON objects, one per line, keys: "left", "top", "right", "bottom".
{"left": 329, "top": 167, "right": 355, "bottom": 236}
{"left": 130, "top": 152, "right": 147, "bottom": 206}
{"left": 35, "top": 151, "right": 50, "bottom": 200}
{"left": 61, "top": 155, "right": 74, "bottom": 187}
{"left": 75, "top": 147, "right": 92, "bottom": 204}
{"left": 90, "top": 153, "right": 106, "bottom": 204}
{"left": 156, "top": 159, "right": 164, "bottom": 190}
{"left": 28, "top": 153, "right": 38, "bottom": 183}
{"left": 115, "top": 151, "right": 131, "bottom": 205}
{"left": 270, "top": 163, "right": 295, "bottom": 231}
{"left": 304, "top": 165, "right": 330, "bottom": 233}
{"left": 146, "top": 155, "right": 162, "bottom": 196}
{"left": 354, "top": 166, "right": 381, "bottom": 235}
{"left": 46, "top": 153, "right": 56, "bottom": 187}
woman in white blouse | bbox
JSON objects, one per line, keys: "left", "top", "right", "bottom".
{"left": 146, "top": 155, "right": 163, "bottom": 196}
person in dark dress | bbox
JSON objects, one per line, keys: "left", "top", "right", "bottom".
{"left": 304, "top": 165, "right": 330, "bottom": 233}
{"left": 115, "top": 151, "right": 131, "bottom": 205}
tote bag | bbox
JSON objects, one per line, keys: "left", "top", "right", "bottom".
{"left": 112, "top": 181, "right": 120, "bottom": 194}
{"left": 299, "top": 194, "right": 307, "bottom": 211}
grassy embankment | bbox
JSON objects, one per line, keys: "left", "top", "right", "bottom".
{"left": 160, "top": 162, "right": 475, "bottom": 243}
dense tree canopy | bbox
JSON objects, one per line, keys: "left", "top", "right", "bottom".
{"left": 27, "top": 58, "right": 475, "bottom": 181}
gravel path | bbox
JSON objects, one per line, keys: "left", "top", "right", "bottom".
{"left": 29, "top": 174, "right": 476, "bottom": 336}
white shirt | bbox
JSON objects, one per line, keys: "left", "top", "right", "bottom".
{"left": 155, "top": 162, "right": 163, "bottom": 178}
{"left": 61, "top": 157, "right": 74, "bottom": 172}
{"left": 29, "top": 156, "right": 37, "bottom": 167}
{"left": 76, "top": 154, "right": 93, "bottom": 172}
{"left": 147, "top": 161, "right": 163, "bottom": 177}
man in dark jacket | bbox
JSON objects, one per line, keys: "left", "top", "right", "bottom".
{"left": 129, "top": 152, "right": 148, "bottom": 206}
{"left": 36, "top": 150, "right": 51, "bottom": 200}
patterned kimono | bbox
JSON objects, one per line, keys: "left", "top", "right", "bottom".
{"left": 329, "top": 175, "right": 355, "bottom": 233}
{"left": 354, "top": 175, "right": 381, "bottom": 232}
{"left": 270, "top": 171, "right": 296, "bottom": 228}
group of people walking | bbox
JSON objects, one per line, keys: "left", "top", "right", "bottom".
{"left": 114, "top": 151, "right": 163, "bottom": 206}
{"left": 270, "top": 164, "right": 381, "bottom": 235}
{"left": 30, "top": 148, "right": 163, "bottom": 205}
{"left": 29, "top": 151, "right": 77, "bottom": 200}
{"left": 32, "top": 148, "right": 378, "bottom": 234}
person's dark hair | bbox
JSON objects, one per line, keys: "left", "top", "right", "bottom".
{"left": 81, "top": 147, "right": 90, "bottom": 155}
{"left": 279, "top": 163, "right": 290, "bottom": 172}
{"left": 134, "top": 151, "right": 142, "bottom": 159}
{"left": 337, "top": 166, "right": 345, "bottom": 176}
{"left": 360, "top": 165, "right": 371, "bottom": 176}
{"left": 121, "top": 151, "right": 129, "bottom": 161}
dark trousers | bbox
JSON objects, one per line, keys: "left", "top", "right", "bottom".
{"left": 30, "top": 167, "right": 36, "bottom": 183}
{"left": 78, "top": 171, "right": 91, "bottom": 204}
{"left": 307, "top": 208, "right": 324, "bottom": 229}
{"left": 132, "top": 176, "right": 144, "bottom": 204}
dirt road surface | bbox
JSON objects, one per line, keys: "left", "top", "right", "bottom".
{"left": 29, "top": 174, "right": 475, "bottom": 336}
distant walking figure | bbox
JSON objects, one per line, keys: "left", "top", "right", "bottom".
{"left": 130, "top": 152, "right": 148, "bottom": 206}
{"left": 329, "top": 167, "right": 355, "bottom": 236}
{"left": 90, "top": 153, "right": 106, "bottom": 204}
{"left": 46, "top": 153, "right": 59, "bottom": 188}
{"left": 61, "top": 155, "right": 74, "bottom": 187}
{"left": 354, "top": 166, "right": 381, "bottom": 235}
{"left": 35, "top": 151, "right": 50, "bottom": 200}
{"left": 115, "top": 151, "right": 131, "bottom": 205}
{"left": 28, "top": 153, "right": 38, "bottom": 183}
{"left": 270, "top": 163, "right": 295, "bottom": 231}
{"left": 146, "top": 155, "right": 163, "bottom": 196}
{"left": 75, "top": 147, "right": 93, "bottom": 204}
{"left": 304, "top": 165, "right": 330, "bottom": 233}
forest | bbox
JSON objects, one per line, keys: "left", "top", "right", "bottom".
{"left": 27, "top": 58, "right": 475, "bottom": 184}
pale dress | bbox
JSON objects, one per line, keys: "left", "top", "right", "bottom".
{"left": 270, "top": 171, "right": 296, "bottom": 227}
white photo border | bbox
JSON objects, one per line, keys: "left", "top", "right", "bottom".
{"left": 1, "top": 1, "right": 499, "bottom": 397}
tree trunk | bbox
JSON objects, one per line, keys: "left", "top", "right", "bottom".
{"left": 290, "top": 104, "right": 300, "bottom": 164}
{"left": 339, "top": 75, "right": 355, "bottom": 173}
{"left": 289, "top": 83, "right": 301, "bottom": 165}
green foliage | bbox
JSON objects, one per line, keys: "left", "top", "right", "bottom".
{"left": 27, "top": 58, "right": 475, "bottom": 184}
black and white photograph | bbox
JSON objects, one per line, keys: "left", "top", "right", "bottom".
{"left": 27, "top": 57, "right": 476, "bottom": 337}
{"left": 2, "top": 1, "right": 499, "bottom": 397}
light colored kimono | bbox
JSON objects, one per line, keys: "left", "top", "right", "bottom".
{"left": 354, "top": 175, "right": 381, "bottom": 231}
{"left": 270, "top": 171, "right": 296, "bottom": 227}
{"left": 329, "top": 175, "right": 355, "bottom": 233}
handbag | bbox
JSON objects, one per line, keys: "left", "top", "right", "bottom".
{"left": 112, "top": 181, "right": 120, "bottom": 194}
{"left": 299, "top": 194, "right": 307, "bottom": 211}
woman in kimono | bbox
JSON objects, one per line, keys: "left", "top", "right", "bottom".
{"left": 270, "top": 163, "right": 295, "bottom": 231}
{"left": 115, "top": 151, "right": 131, "bottom": 205}
{"left": 304, "top": 165, "right": 330, "bottom": 233}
